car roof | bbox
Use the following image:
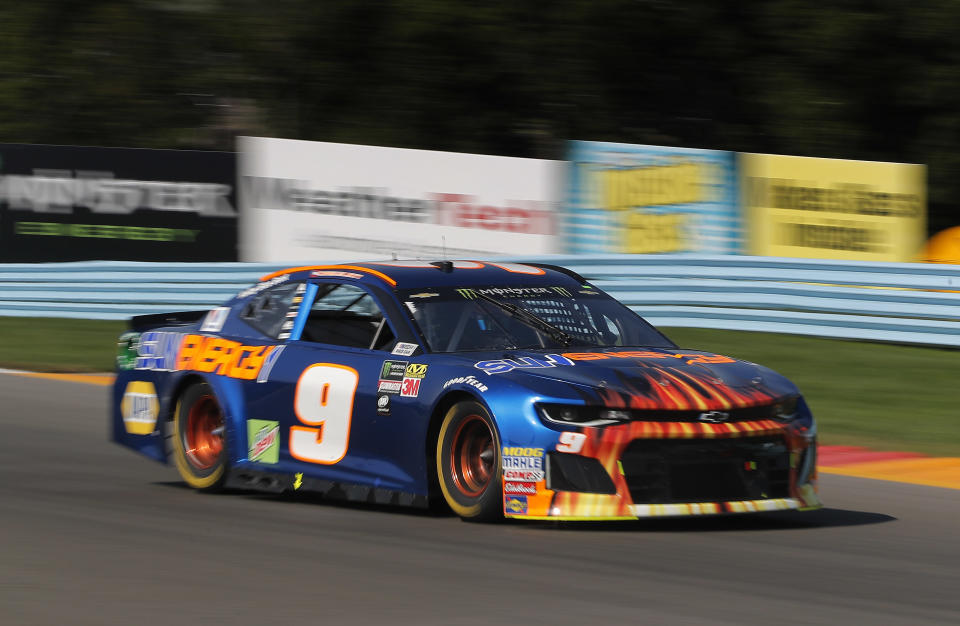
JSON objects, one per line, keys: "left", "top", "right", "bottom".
{"left": 257, "top": 260, "right": 586, "bottom": 291}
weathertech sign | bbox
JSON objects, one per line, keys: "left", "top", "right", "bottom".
{"left": 239, "top": 137, "right": 562, "bottom": 261}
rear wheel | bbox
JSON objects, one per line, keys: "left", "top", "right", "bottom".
{"left": 172, "top": 382, "right": 227, "bottom": 491}
{"left": 436, "top": 401, "right": 502, "bottom": 522}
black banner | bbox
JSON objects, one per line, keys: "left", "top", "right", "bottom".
{"left": 0, "top": 144, "right": 237, "bottom": 261}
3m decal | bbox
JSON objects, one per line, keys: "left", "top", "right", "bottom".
{"left": 391, "top": 342, "right": 419, "bottom": 356}
{"left": 247, "top": 419, "right": 280, "bottom": 464}
{"left": 400, "top": 377, "right": 421, "bottom": 398}
{"left": 442, "top": 375, "right": 488, "bottom": 392}
{"left": 404, "top": 363, "right": 428, "bottom": 379}
{"left": 504, "top": 495, "right": 528, "bottom": 515}
{"left": 200, "top": 307, "right": 230, "bottom": 332}
{"left": 290, "top": 364, "right": 358, "bottom": 464}
{"left": 474, "top": 353, "right": 574, "bottom": 376}
{"left": 120, "top": 381, "right": 159, "bottom": 435}
{"left": 504, "top": 482, "right": 538, "bottom": 495}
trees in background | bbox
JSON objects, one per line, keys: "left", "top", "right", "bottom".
{"left": 1, "top": 0, "right": 957, "bottom": 231}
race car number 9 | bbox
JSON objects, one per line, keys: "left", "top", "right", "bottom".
{"left": 290, "top": 364, "right": 358, "bottom": 464}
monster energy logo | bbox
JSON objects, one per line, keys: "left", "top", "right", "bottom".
{"left": 456, "top": 286, "right": 571, "bottom": 300}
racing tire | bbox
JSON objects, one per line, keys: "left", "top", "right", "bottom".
{"left": 436, "top": 400, "right": 502, "bottom": 522}
{"left": 172, "top": 382, "right": 228, "bottom": 491}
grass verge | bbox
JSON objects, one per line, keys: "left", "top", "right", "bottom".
{"left": 0, "top": 318, "right": 955, "bottom": 456}
{"left": 0, "top": 317, "right": 126, "bottom": 372}
{"left": 665, "top": 328, "right": 959, "bottom": 457}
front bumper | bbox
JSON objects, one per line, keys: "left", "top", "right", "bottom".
{"left": 502, "top": 418, "right": 821, "bottom": 520}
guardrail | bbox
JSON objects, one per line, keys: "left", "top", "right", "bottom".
{"left": 2, "top": 256, "right": 959, "bottom": 347}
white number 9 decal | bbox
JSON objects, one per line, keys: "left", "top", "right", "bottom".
{"left": 290, "top": 364, "right": 358, "bottom": 464}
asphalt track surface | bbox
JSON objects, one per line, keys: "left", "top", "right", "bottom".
{"left": 2, "top": 375, "right": 959, "bottom": 625}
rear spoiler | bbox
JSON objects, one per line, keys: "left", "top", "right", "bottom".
{"left": 129, "top": 310, "right": 208, "bottom": 332}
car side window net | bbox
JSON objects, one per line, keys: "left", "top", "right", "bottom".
{"left": 302, "top": 283, "right": 396, "bottom": 350}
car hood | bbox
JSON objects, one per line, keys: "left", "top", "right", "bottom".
{"left": 468, "top": 347, "right": 798, "bottom": 410}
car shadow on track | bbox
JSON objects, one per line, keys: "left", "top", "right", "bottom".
{"left": 523, "top": 508, "right": 896, "bottom": 532}
{"left": 154, "top": 481, "right": 893, "bottom": 530}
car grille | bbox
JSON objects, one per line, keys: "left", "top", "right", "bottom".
{"left": 619, "top": 436, "right": 791, "bottom": 504}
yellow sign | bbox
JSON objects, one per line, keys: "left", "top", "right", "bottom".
{"left": 741, "top": 154, "right": 925, "bottom": 261}
{"left": 121, "top": 381, "right": 160, "bottom": 435}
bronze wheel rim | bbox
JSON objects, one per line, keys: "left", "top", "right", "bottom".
{"left": 449, "top": 415, "right": 495, "bottom": 497}
{"left": 185, "top": 395, "right": 224, "bottom": 470}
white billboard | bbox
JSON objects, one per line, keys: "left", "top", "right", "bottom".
{"left": 239, "top": 137, "right": 563, "bottom": 262}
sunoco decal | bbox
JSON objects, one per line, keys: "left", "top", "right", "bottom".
{"left": 475, "top": 354, "right": 574, "bottom": 376}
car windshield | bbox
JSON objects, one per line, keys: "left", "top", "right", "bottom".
{"left": 399, "top": 285, "right": 675, "bottom": 353}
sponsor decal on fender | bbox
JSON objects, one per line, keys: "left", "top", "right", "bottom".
{"left": 442, "top": 375, "right": 488, "bottom": 392}
{"left": 475, "top": 353, "right": 574, "bottom": 376}
{"left": 247, "top": 419, "right": 280, "bottom": 463}
{"left": 502, "top": 447, "right": 544, "bottom": 471}
{"left": 136, "top": 332, "right": 277, "bottom": 380}
{"left": 378, "top": 359, "right": 408, "bottom": 395}
{"left": 504, "top": 495, "right": 528, "bottom": 515}
{"left": 377, "top": 394, "right": 391, "bottom": 415}
{"left": 504, "top": 469, "right": 544, "bottom": 482}
{"left": 404, "top": 363, "right": 428, "bottom": 379}
{"left": 504, "top": 482, "right": 538, "bottom": 495}
{"left": 121, "top": 381, "right": 159, "bottom": 435}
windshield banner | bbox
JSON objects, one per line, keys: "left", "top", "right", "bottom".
{"left": 0, "top": 143, "right": 237, "bottom": 262}
{"left": 564, "top": 140, "right": 740, "bottom": 255}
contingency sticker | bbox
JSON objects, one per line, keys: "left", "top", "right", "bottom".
{"left": 121, "top": 381, "right": 160, "bottom": 435}
{"left": 247, "top": 419, "right": 280, "bottom": 464}
{"left": 200, "top": 307, "right": 230, "bottom": 332}
{"left": 378, "top": 360, "right": 408, "bottom": 395}
{"left": 391, "top": 342, "right": 419, "bottom": 356}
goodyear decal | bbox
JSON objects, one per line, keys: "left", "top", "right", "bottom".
{"left": 442, "top": 375, "right": 488, "bottom": 392}
{"left": 121, "top": 381, "right": 159, "bottom": 435}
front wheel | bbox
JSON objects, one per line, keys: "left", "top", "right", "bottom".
{"left": 172, "top": 382, "right": 227, "bottom": 491}
{"left": 436, "top": 401, "right": 502, "bottom": 522}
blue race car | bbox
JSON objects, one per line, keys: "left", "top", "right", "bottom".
{"left": 112, "top": 260, "right": 820, "bottom": 521}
